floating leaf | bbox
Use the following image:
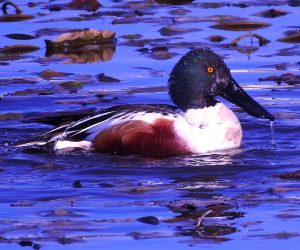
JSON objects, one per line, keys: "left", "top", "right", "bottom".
{"left": 208, "top": 35, "right": 225, "bottom": 42}
{"left": 4, "top": 33, "right": 36, "bottom": 40}
{"left": 159, "top": 25, "right": 200, "bottom": 36}
{"left": 45, "top": 29, "right": 116, "bottom": 63}
{"left": 169, "top": 8, "right": 191, "bottom": 15}
{"left": 149, "top": 49, "right": 177, "bottom": 60}
{"left": 196, "top": 2, "right": 226, "bottom": 8}
{"left": 0, "top": 2, "right": 34, "bottom": 22}
{"left": 0, "top": 14, "right": 34, "bottom": 22}
{"left": 45, "top": 29, "right": 116, "bottom": 51}
{"left": 230, "top": 3, "right": 248, "bottom": 8}
{"left": 278, "top": 32, "right": 300, "bottom": 44}
{"left": 81, "top": 10, "right": 129, "bottom": 20}
{"left": 203, "top": 224, "right": 237, "bottom": 236}
{"left": 47, "top": 0, "right": 102, "bottom": 12}
{"left": 54, "top": 99, "right": 100, "bottom": 105}
{"left": 175, "top": 15, "right": 244, "bottom": 23}
{"left": 276, "top": 213, "right": 300, "bottom": 219}
{"left": 60, "top": 81, "right": 83, "bottom": 88}
{"left": 119, "top": 34, "right": 142, "bottom": 40}
{"left": 48, "top": 5, "right": 62, "bottom": 12}
{"left": 259, "top": 73, "right": 300, "bottom": 85}
{"left": 8, "top": 88, "right": 55, "bottom": 96}
{"left": 45, "top": 209, "right": 83, "bottom": 217}
{"left": 72, "top": 180, "right": 83, "bottom": 188}
{"left": 0, "top": 113, "right": 23, "bottom": 120}
{"left": 97, "top": 73, "right": 121, "bottom": 83}
{"left": 39, "top": 70, "right": 66, "bottom": 80}
{"left": 253, "top": 9, "right": 288, "bottom": 18}
{"left": 67, "top": 0, "right": 102, "bottom": 11}
{"left": 121, "top": 37, "right": 168, "bottom": 47}
{"left": 274, "top": 170, "right": 300, "bottom": 180}
{"left": 114, "top": 1, "right": 154, "bottom": 9}
{"left": 0, "top": 78, "right": 37, "bottom": 85}
{"left": 137, "top": 216, "right": 159, "bottom": 225}
{"left": 28, "top": 2, "right": 36, "bottom": 8}
{"left": 264, "top": 63, "right": 289, "bottom": 70}
{"left": 270, "top": 187, "right": 300, "bottom": 193}
{"left": 112, "top": 16, "right": 144, "bottom": 25}
{"left": 272, "top": 46, "right": 300, "bottom": 56}
{"left": 0, "top": 45, "right": 40, "bottom": 54}
{"left": 210, "top": 21, "right": 270, "bottom": 31}
{"left": 54, "top": 29, "right": 114, "bottom": 44}
{"left": 18, "top": 240, "right": 40, "bottom": 249}
{"left": 155, "top": 0, "right": 193, "bottom": 4}
{"left": 35, "top": 28, "right": 82, "bottom": 37}
{"left": 112, "top": 16, "right": 171, "bottom": 25}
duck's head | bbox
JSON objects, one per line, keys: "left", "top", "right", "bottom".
{"left": 168, "top": 48, "right": 274, "bottom": 121}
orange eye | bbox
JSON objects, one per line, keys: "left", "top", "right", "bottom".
{"left": 207, "top": 67, "right": 214, "bottom": 73}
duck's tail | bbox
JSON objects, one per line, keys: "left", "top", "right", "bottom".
{"left": 14, "top": 121, "right": 69, "bottom": 151}
{"left": 13, "top": 133, "right": 57, "bottom": 151}
{"left": 13, "top": 109, "right": 95, "bottom": 150}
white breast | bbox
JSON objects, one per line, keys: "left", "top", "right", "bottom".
{"left": 173, "top": 103, "right": 242, "bottom": 153}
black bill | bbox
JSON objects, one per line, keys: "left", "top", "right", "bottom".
{"left": 221, "top": 78, "right": 274, "bottom": 121}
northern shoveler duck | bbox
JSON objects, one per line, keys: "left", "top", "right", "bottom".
{"left": 16, "top": 48, "right": 274, "bottom": 157}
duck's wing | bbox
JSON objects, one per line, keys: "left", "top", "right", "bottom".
{"left": 14, "top": 108, "right": 97, "bottom": 149}
{"left": 59, "top": 104, "right": 178, "bottom": 142}
{"left": 23, "top": 108, "right": 97, "bottom": 126}
{"left": 15, "top": 104, "right": 178, "bottom": 150}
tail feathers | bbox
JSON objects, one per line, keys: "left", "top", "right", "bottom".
{"left": 14, "top": 134, "right": 92, "bottom": 152}
{"left": 15, "top": 138, "right": 92, "bottom": 153}
{"left": 14, "top": 140, "right": 47, "bottom": 148}
{"left": 14, "top": 134, "right": 56, "bottom": 151}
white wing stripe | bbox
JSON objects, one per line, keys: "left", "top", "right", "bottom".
{"left": 68, "top": 112, "right": 127, "bottom": 137}
{"left": 69, "top": 111, "right": 115, "bottom": 127}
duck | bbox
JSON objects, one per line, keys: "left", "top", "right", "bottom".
{"left": 16, "top": 48, "right": 274, "bottom": 158}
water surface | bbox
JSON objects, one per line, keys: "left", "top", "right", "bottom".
{"left": 0, "top": 0, "right": 300, "bottom": 249}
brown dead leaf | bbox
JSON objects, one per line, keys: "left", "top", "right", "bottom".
{"left": 40, "top": 70, "right": 65, "bottom": 80}
{"left": 0, "top": 45, "right": 40, "bottom": 54}
{"left": 253, "top": 9, "right": 288, "bottom": 18}
{"left": 210, "top": 21, "right": 270, "bottom": 31}
{"left": 278, "top": 32, "right": 300, "bottom": 44}
{"left": 67, "top": 0, "right": 102, "bottom": 12}
{"left": 159, "top": 25, "right": 200, "bottom": 36}
{"left": 45, "top": 29, "right": 115, "bottom": 50}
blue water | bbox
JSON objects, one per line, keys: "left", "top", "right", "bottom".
{"left": 1, "top": 0, "right": 300, "bottom": 249}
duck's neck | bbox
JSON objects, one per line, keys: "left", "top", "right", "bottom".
{"left": 171, "top": 95, "right": 218, "bottom": 111}
{"left": 177, "top": 97, "right": 218, "bottom": 111}
{"left": 188, "top": 97, "right": 218, "bottom": 110}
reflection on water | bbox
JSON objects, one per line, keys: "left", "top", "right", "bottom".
{"left": 0, "top": 0, "right": 300, "bottom": 249}
{"left": 178, "top": 149, "right": 243, "bottom": 167}
{"left": 46, "top": 45, "right": 116, "bottom": 64}
{"left": 270, "top": 120, "right": 275, "bottom": 145}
